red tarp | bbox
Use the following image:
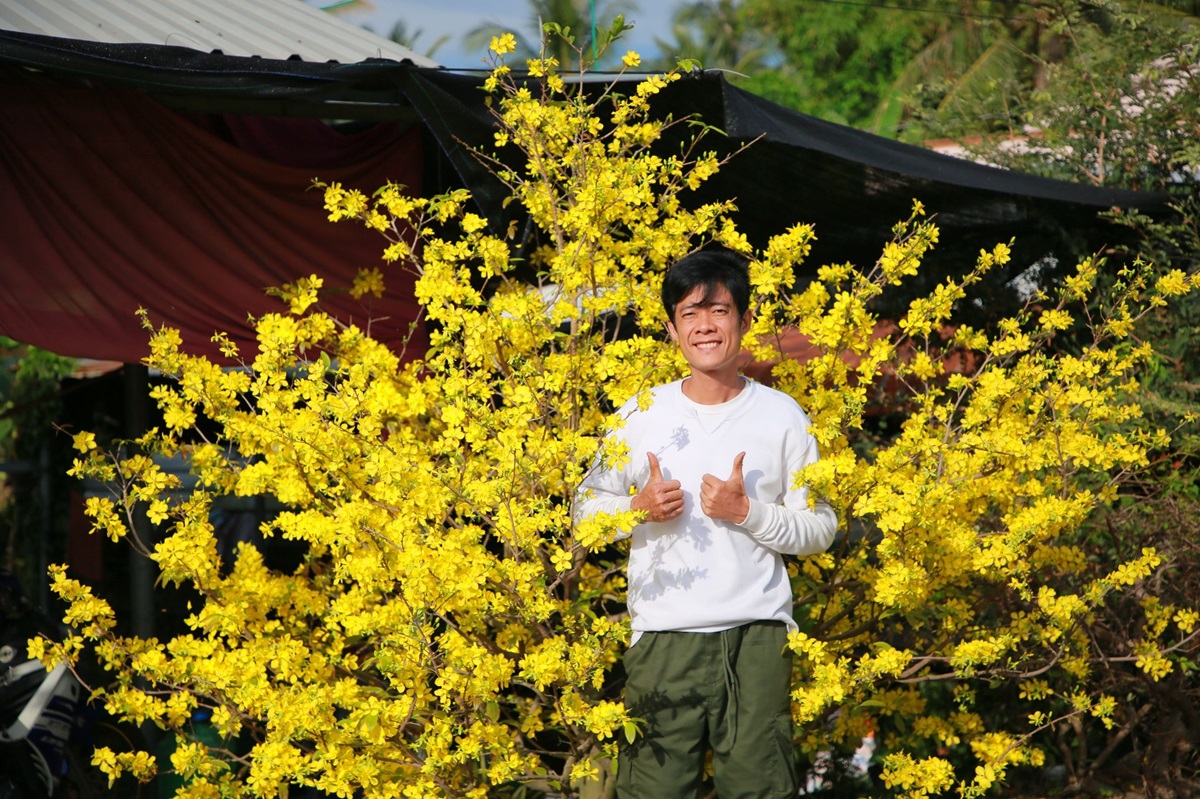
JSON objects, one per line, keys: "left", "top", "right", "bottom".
{"left": 0, "top": 74, "right": 426, "bottom": 363}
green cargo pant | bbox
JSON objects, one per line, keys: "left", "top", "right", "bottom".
{"left": 617, "top": 621, "right": 798, "bottom": 799}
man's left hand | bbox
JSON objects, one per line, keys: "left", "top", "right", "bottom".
{"left": 700, "top": 452, "right": 750, "bottom": 524}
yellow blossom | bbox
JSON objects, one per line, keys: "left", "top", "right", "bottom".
{"left": 489, "top": 33, "right": 517, "bottom": 55}
{"left": 52, "top": 45, "right": 1200, "bottom": 799}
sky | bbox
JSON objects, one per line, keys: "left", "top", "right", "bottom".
{"left": 322, "top": 0, "right": 683, "bottom": 69}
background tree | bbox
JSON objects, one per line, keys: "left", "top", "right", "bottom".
{"left": 873, "top": 0, "right": 1056, "bottom": 140}
{"left": 736, "top": 0, "right": 934, "bottom": 128}
{"left": 0, "top": 339, "right": 75, "bottom": 595}
{"left": 650, "top": 0, "right": 768, "bottom": 76}
{"left": 913, "top": 0, "right": 1200, "bottom": 186}
{"left": 732, "top": 0, "right": 1047, "bottom": 133}
{"left": 387, "top": 20, "right": 449, "bottom": 61}
{"left": 735, "top": 0, "right": 1066, "bottom": 136}
{"left": 712, "top": 0, "right": 1196, "bottom": 141}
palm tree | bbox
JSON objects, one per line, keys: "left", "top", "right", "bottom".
{"left": 870, "top": 0, "right": 1049, "bottom": 139}
{"left": 739, "top": 0, "right": 1067, "bottom": 136}
{"left": 652, "top": 0, "right": 768, "bottom": 75}
{"left": 463, "top": 0, "right": 639, "bottom": 69}
{"left": 739, "top": 0, "right": 937, "bottom": 127}
{"left": 885, "top": 0, "right": 1200, "bottom": 142}
{"left": 387, "top": 20, "right": 449, "bottom": 61}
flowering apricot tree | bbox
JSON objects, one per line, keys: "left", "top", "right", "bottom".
{"left": 44, "top": 30, "right": 1199, "bottom": 799}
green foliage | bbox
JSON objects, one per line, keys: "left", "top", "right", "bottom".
{"left": 692, "top": 0, "right": 1197, "bottom": 147}
{"left": 0, "top": 338, "right": 76, "bottom": 458}
{"left": 649, "top": 0, "right": 769, "bottom": 76}
{"left": 0, "top": 338, "right": 75, "bottom": 589}
{"left": 916, "top": 0, "right": 1200, "bottom": 188}
{"left": 725, "top": 0, "right": 1050, "bottom": 135}
{"left": 739, "top": 0, "right": 933, "bottom": 128}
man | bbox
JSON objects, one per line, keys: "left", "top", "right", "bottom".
{"left": 574, "top": 248, "right": 838, "bottom": 798}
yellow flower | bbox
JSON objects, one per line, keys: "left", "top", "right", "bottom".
{"left": 1155, "top": 269, "right": 1189, "bottom": 296}
{"left": 489, "top": 33, "right": 517, "bottom": 55}
{"left": 351, "top": 267, "right": 386, "bottom": 299}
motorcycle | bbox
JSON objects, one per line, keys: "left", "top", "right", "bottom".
{"left": 0, "top": 570, "right": 85, "bottom": 798}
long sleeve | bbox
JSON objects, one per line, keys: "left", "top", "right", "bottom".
{"left": 736, "top": 414, "right": 838, "bottom": 556}
{"left": 573, "top": 460, "right": 635, "bottom": 534}
{"left": 739, "top": 497, "right": 837, "bottom": 556}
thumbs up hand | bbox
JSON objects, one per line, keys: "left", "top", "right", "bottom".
{"left": 631, "top": 452, "right": 685, "bottom": 522}
{"left": 700, "top": 452, "right": 750, "bottom": 523}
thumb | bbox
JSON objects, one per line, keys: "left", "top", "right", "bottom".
{"left": 729, "top": 452, "right": 746, "bottom": 484}
{"left": 647, "top": 452, "right": 664, "bottom": 481}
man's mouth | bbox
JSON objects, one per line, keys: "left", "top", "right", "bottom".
{"left": 694, "top": 341, "right": 721, "bottom": 350}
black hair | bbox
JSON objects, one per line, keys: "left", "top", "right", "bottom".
{"left": 661, "top": 248, "right": 751, "bottom": 322}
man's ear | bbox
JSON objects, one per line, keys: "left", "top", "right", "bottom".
{"left": 740, "top": 310, "right": 752, "bottom": 332}
{"left": 666, "top": 319, "right": 679, "bottom": 342}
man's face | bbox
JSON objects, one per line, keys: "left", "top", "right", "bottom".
{"left": 666, "top": 285, "right": 751, "bottom": 378}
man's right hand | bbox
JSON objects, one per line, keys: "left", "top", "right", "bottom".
{"left": 630, "top": 452, "right": 685, "bottom": 522}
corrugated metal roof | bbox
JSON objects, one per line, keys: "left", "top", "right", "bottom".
{"left": 0, "top": 0, "right": 439, "bottom": 66}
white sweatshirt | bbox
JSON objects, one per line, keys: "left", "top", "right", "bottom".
{"left": 574, "top": 378, "right": 838, "bottom": 634}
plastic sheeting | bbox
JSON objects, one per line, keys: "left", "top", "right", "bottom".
{"left": 0, "top": 69, "right": 425, "bottom": 362}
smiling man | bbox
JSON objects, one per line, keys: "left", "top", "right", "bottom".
{"left": 574, "top": 248, "right": 839, "bottom": 798}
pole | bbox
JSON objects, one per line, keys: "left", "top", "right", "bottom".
{"left": 123, "top": 363, "right": 155, "bottom": 641}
